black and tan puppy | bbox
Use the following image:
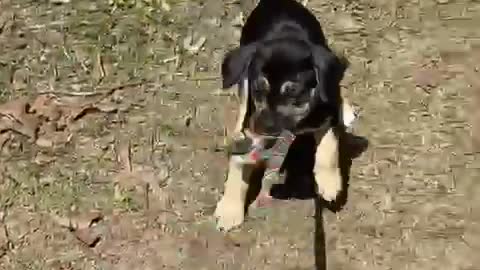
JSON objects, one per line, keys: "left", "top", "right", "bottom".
{"left": 215, "top": 0, "right": 353, "bottom": 231}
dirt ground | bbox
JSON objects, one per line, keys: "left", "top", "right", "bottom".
{"left": 0, "top": 0, "right": 479, "bottom": 269}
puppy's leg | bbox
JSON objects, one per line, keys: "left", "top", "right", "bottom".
{"left": 233, "top": 78, "right": 249, "bottom": 135}
{"left": 214, "top": 158, "right": 253, "bottom": 231}
{"left": 215, "top": 79, "right": 253, "bottom": 231}
{"left": 314, "top": 128, "right": 342, "bottom": 202}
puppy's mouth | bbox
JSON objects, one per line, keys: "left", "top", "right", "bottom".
{"left": 250, "top": 103, "right": 311, "bottom": 136}
{"left": 248, "top": 122, "right": 279, "bottom": 138}
{"left": 249, "top": 110, "right": 298, "bottom": 137}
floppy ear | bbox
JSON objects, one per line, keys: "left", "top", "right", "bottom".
{"left": 310, "top": 45, "right": 338, "bottom": 104}
{"left": 221, "top": 44, "right": 257, "bottom": 89}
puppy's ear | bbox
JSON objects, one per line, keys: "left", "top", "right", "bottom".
{"left": 310, "top": 46, "right": 339, "bottom": 104}
{"left": 221, "top": 44, "right": 257, "bottom": 89}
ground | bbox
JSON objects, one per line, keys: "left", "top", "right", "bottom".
{"left": 0, "top": 0, "right": 479, "bottom": 269}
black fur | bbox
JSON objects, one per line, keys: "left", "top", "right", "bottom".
{"left": 221, "top": 0, "right": 348, "bottom": 135}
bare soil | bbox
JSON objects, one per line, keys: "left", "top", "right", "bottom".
{"left": 0, "top": 0, "right": 479, "bottom": 269}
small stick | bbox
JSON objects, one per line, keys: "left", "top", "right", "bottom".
{"left": 144, "top": 182, "right": 150, "bottom": 211}
{"left": 37, "top": 81, "right": 148, "bottom": 98}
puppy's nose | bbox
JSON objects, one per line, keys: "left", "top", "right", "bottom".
{"left": 280, "top": 82, "right": 297, "bottom": 95}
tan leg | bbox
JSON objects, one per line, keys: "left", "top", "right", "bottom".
{"left": 314, "top": 128, "right": 342, "bottom": 202}
{"left": 215, "top": 79, "right": 253, "bottom": 231}
{"left": 214, "top": 158, "right": 254, "bottom": 231}
{"left": 233, "top": 78, "right": 249, "bottom": 134}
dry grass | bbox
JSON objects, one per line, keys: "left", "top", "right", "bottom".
{"left": 0, "top": 0, "right": 479, "bottom": 269}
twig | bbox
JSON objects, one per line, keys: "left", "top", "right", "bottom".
{"left": 144, "top": 182, "right": 150, "bottom": 211}
{"left": 188, "top": 75, "right": 220, "bottom": 81}
{"left": 37, "top": 80, "right": 149, "bottom": 98}
{"left": 211, "top": 89, "right": 236, "bottom": 96}
{"left": 36, "top": 90, "right": 104, "bottom": 97}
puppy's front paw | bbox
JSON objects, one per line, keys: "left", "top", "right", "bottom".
{"left": 214, "top": 198, "right": 245, "bottom": 231}
{"left": 315, "top": 168, "right": 342, "bottom": 202}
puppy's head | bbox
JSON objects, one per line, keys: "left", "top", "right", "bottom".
{"left": 222, "top": 38, "right": 346, "bottom": 135}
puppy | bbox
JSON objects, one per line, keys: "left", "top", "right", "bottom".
{"left": 215, "top": 0, "right": 351, "bottom": 231}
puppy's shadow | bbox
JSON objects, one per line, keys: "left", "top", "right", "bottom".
{"left": 245, "top": 128, "right": 369, "bottom": 270}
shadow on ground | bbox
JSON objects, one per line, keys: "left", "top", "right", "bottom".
{"left": 245, "top": 128, "right": 369, "bottom": 269}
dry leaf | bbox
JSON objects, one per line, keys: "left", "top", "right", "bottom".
{"left": 35, "top": 131, "right": 72, "bottom": 148}
{"left": 35, "top": 137, "right": 54, "bottom": 148}
{"left": 34, "top": 152, "right": 56, "bottom": 165}
{"left": 29, "top": 94, "right": 62, "bottom": 122}
{"left": 0, "top": 132, "right": 11, "bottom": 152}
{"left": 74, "top": 228, "right": 101, "bottom": 247}
{"left": 0, "top": 85, "right": 123, "bottom": 152}
{"left": 0, "top": 98, "right": 40, "bottom": 139}
{"left": 51, "top": 210, "right": 103, "bottom": 249}
{"left": 51, "top": 210, "right": 103, "bottom": 231}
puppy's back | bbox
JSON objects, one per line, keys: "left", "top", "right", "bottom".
{"left": 240, "top": 0, "right": 326, "bottom": 46}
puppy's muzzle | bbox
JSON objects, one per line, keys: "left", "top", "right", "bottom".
{"left": 249, "top": 109, "right": 294, "bottom": 136}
